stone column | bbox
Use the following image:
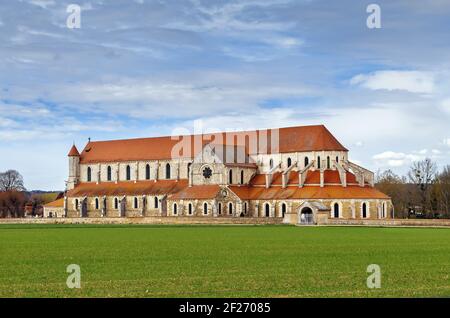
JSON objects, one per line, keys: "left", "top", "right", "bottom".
{"left": 135, "top": 161, "right": 139, "bottom": 182}
{"left": 102, "top": 196, "right": 107, "bottom": 217}
{"left": 142, "top": 195, "right": 146, "bottom": 216}
{"left": 213, "top": 201, "right": 218, "bottom": 217}
{"left": 97, "top": 163, "right": 101, "bottom": 184}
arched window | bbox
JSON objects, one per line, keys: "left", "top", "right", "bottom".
{"left": 304, "top": 157, "right": 309, "bottom": 167}
{"left": 173, "top": 203, "right": 177, "bottom": 215}
{"left": 114, "top": 198, "right": 119, "bottom": 210}
{"left": 107, "top": 166, "right": 112, "bottom": 181}
{"left": 382, "top": 202, "right": 386, "bottom": 218}
{"left": 228, "top": 202, "right": 233, "bottom": 215}
{"left": 287, "top": 157, "right": 292, "bottom": 167}
{"left": 333, "top": 203, "right": 340, "bottom": 218}
{"left": 218, "top": 203, "right": 222, "bottom": 215}
{"left": 327, "top": 156, "right": 330, "bottom": 169}
{"left": 187, "top": 163, "right": 192, "bottom": 178}
{"left": 240, "top": 170, "right": 244, "bottom": 184}
{"left": 281, "top": 203, "right": 287, "bottom": 218}
{"left": 87, "top": 167, "right": 92, "bottom": 182}
{"left": 244, "top": 202, "right": 248, "bottom": 214}
{"left": 145, "top": 164, "right": 150, "bottom": 180}
{"left": 75, "top": 199, "right": 79, "bottom": 210}
{"left": 362, "top": 202, "right": 367, "bottom": 218}
{"left": 265, "top": 203, "right": 270, "bottom": 217}
{"left": 95, "top": 198, "right": 99, "bottom": 210}
{"left": 336, "top": 156, "right": 339, "bottom": 163}
{"left": 203, "top": 203, "right": 208, "bottom": 215}
{"left": 165, "top": 163, "right": 171, "bottom": 179}
{"left": 126, "top": 165, "right": 131, "bottom": 181}
{"left": 269, "top": 159, "right": 274, "bottom": 169}
{"left": 228, "top": 169, "right": 233, "bottom": 184}
{"left": 134, "top": 197, "right": 138, "bottom": 209}
{"left": 154, "top": 197, "right": 159, "bottom": 208}
{"left": 188, "top": 203, "right": 193, "bottom": 215}
{"left": 317, "top": 156, "right": 321, "bottom": 169}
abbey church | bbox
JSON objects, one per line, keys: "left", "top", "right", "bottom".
{"left": 56, "top": 125, "right": 391, "bottom": 224}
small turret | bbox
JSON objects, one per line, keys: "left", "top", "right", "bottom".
{"left": 68, "top": 144, "right": 80, "bottom": 157}
{"left": 67, "top": 144, "right": 80, "bottom": 190}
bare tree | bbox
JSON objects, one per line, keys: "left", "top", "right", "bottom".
{"left": 375, "top": 169, "right": 409, "bottom": 218}
{"left": 0, "top": 191, "right": 26, "bottom": 218}
{"left": 0, "top": 170, "right": 26, "bottom": 192}
{"left": 407, "top": 158, "right": 437, "bottom": 217}
{"left": 435, "top": 165, "right": 450, "bottom": 217}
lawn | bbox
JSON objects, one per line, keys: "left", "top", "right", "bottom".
{"left": 0, "top": 224, "right": 449, "bottom": 297}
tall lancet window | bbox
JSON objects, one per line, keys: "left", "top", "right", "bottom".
{"left": 87, "top": 167, "right": 92, "bottom": 182}
{"left": 126, "top": 165, "right": 131, "bottom": 180}
{"left": 107, "top": 166, "right": 112, "bottom": 181}
{"left": 165, "top": 163, "right": 171, "bottom": 179}
{"left": 145, "top": 164, "right": 151, "bottom": 180}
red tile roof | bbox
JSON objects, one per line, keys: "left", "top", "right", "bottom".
{"left": 249, "top": 170, "right": 358, "bottom": 186}
{"left": 79, "top": 125, "right": 348, "bottom": 164}
{"left": 67, "top": 180, "right": 188, "bottom": 197}
{"left": 44, "top": 198, "right": 64, "bottom": 208}
{"left": 66, "top": 179, "right": 388, "bottom": 201}
{"left": 68, "top": 145, "right": 80, "bottom": 156}
{"left": 168, "top": 185, "right": 221, "bottom": 200}
{"left": 303, "top": 170, "right": 357, "bottom": 184}
{"left": 229, "top": 185, "right": 390, "bottom": 200}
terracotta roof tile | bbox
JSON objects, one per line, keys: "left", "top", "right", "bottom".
{"left": 68, "top": 145, "right": 80, "bottom": 156}
{"left": 229, "top": 185, "right": 390, "bottom": 200}
{"left": 79, "top": 125, "right": 348, "bottom": 164}
{"left": 249, "top": 170, "right": 357, "bottom": 186}
{"left": 304, "top": 170, "right": 357, "bottom": 184}
{"left": 44, "top": 198, "right": 64, "bottom": 208}
{"left": 67, "top": 180, "right": 188, "bottom": 197}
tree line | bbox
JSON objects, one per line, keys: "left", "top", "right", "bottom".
{"left": 375, "top": 159, "right": 450, "bottom": 218}
{"left": 0, "top": 170, "right": 27, "bottom": 218}
{"left": 2, "top": 160, "right": 450, "bottom": 219}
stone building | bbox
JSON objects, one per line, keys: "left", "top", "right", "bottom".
{"left": 62, "top": 125, "right": 392, "bottom": 224}
{"left": 43, "top": 198, "right": 64, "bottom": 218}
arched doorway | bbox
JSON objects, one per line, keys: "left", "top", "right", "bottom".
{"left": 300, "top": 207, "right": 313, "bottom": 224}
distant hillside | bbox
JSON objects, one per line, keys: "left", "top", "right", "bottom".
{"left": 25, "top": 191, "right": 64, "bottom": 205}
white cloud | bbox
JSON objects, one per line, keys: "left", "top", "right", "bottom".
{"left": 440, "top": 98, "right": 450, "bottom": 114}
{"left": 350, "top": 70, "right": 435, "bottom": 94}
{"left": 33, "top": 76, "right": 312, "bottom": 119}
{"left": 372, "top": 151, "right": 422, "bottom": 167}
{"left": 372, "top": 147, "right": 445, "bottom": 168}
{"left": 28, "top": 0, "right": 55, "bottom": 9}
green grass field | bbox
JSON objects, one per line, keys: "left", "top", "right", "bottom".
{"left": 0, "top": 224, "right": 449, "bottom": 297}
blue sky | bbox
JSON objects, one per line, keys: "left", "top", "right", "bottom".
{"left": 1, "top": 0, "right": 450, "bottom": 190}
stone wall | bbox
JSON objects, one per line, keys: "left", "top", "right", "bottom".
{"left": 0, "top": 217, "right": 284, "bottom": 225}
{"left": 1, "top": 217, "right": 449, "bottom": 227}
{"left": 320, "top": 218, "right": 450, "bottom": 227}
